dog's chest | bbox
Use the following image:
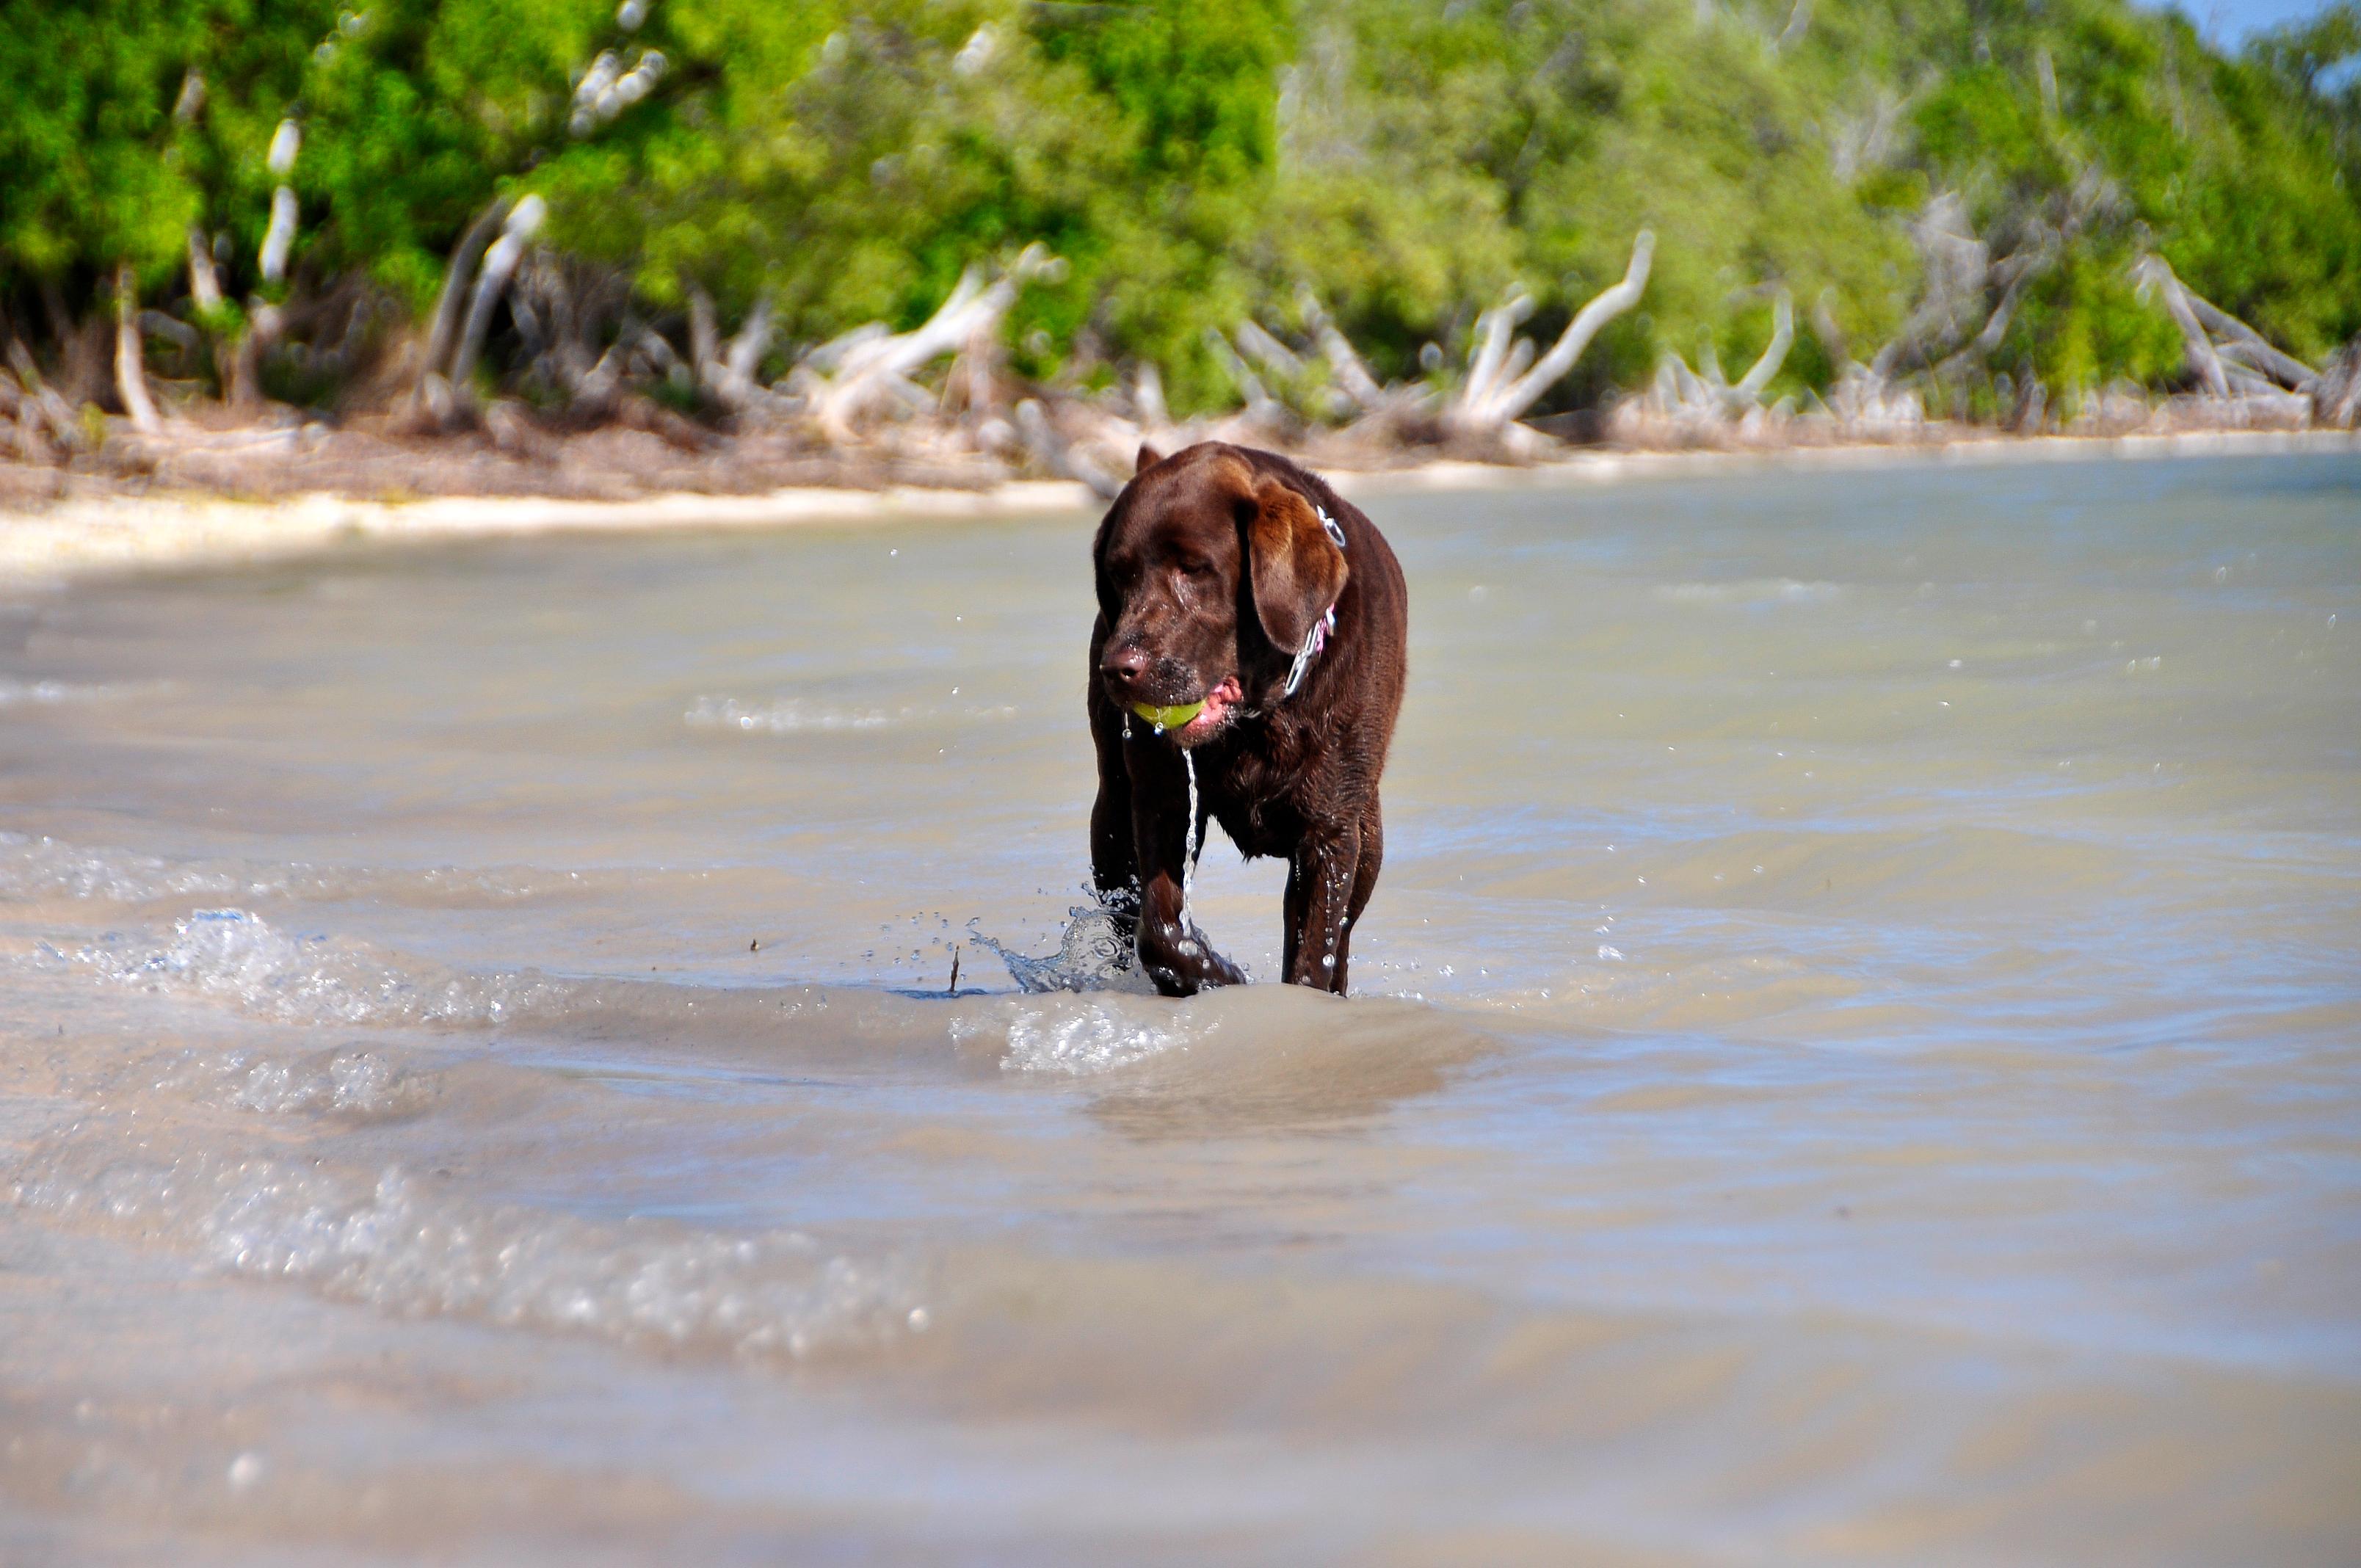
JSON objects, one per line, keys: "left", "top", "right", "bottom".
{"left": 1203, "top": 741, "right": 1309, "bottom": 857}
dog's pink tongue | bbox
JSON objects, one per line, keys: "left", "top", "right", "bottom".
{"left": 1177, "top": 676, "right": 1241, "bottom": 746}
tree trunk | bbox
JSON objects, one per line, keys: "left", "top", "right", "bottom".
{"left": 1445, "top": 229, "right": 1654, "bottom": 437}
{"left": 1016, "top": 397, "right": 1123, "bottom": 500}
{"left": 1132, "top": 362, "right": 1169, "bottom": 432}
{"left": 1205, "top": 327, "right": 1286, "bottom": 430}
{"left": 449, "top": 197, "right": 547, "bottom": 399}
{"left": 1730, "top": 292, "right": 1795, "bottom": 404}
{"left": 112, "top": 263, "right": 162, "bottom": 434}
{"left": 8, "top": 335, "right": 84, "bottom": 451}
{"left": 688, "top": 286, "right": 720, "bottom": 387}
{"left": 186, "top": 228, "right": 224, "bottom": 314}
{"left": 721, "top": 295, "right": 775, "bottom": 406}
{"left": 185, "top": 227, "right": 253, "bottom": 409}
{"left": 1295, "top": 286, "right": 1387, "bottom": 412}
{"left": 257, "top": 186, "right": 299, "bottom": 285}
{"left": 797, "top": 246, "right": 1057, "bottom": 443}
{"left": 686, "top": 288, "right": 775, "bottom": 411}
{"left": 414, "top": 197, "right": 511, "bottom": 404}
{"left": 2135, "top": 255, "right": 2228, "bottom": 399}
{"left": 224, "top": 326, "right": 262, "bottom": 413}
{"left": 43, "top": 279, "right": 111, "bottom": 406}
{"left": 2187, "top": 296, "right": 2317, "bottom": 390}
{"left": 1776, "top": 0, "right": 1813, "bottom": 51}
{"left": 2309, "top": 337, "right": 2361, "bottom": 428}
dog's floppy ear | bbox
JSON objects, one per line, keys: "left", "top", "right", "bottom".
{"left": 1243, "top": 476, "right": 1349, "bottom": 659}
{"left": 1135, "top": 442, "right": 1163, "bottom": 475}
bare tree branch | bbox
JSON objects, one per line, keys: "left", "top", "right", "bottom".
{"left": 414, "top": 197, "right": 511, "bottom": 406}
{"left": 796, "top": 245, "right": 1060, "bottom": 443}
{"left": 112, "top": 263, "right": 162, "bottom": 434}
{"left": 1776, "top": 0, "right": 1813, "bottom": 53}
{"left": 1447, "top": 228, "right": 1654, "bottom": 435}
{"left": 2134, "top": 254, "right": 2230, "bottom": 399}
{"left": 1732, "top": 293, "right": 1795, "bottom": 403}
{"left": 450, "top": 196, "right": 548, "bottom": 393}
{"left": 2184, "top": 289, "right": 2318, "bottom": 389}
{"left": 1205, "top": 327, "right": 1282, "bottom": 425}
{"left": 1295, "top": 286, "right": 1387, "bottom": 411}
{"left": 186, "top": 228, "right": 224, "bottom": 316}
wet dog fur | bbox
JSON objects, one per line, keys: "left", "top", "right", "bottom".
{"left": 1088, "top": 441, "right": 1409, "bottom": 995}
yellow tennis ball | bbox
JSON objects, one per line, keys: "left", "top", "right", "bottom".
{"left": 1131, "top": 700, "right": 1205, "bottom": 731}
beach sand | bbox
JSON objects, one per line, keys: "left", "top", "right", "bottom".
{"left": 4, "top": 427, "right": 2353, "bottom": 589}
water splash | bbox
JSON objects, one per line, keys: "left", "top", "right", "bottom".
{"left": 977, "top": 747, "right": 1203, "bottom": 994}
{"left": 1181, "top": 748, "right": 1201, "bottom": 929}
{"left": 951, "top": 992, "right": 1195, "bottom": 1074}
{"left": 969, "top": 891, "right": 1151, "bottom": 994}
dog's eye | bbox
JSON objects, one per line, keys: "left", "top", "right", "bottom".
{"left": 1177, "top": 557, "right": 1214, "bottom": 577}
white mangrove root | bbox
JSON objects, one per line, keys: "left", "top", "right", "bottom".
{"left": 1443, "top": 228, "right": 1654, "bottom": 440}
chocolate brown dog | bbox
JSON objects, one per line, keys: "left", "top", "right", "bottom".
{"left": 1088, "top": 441, "right": 1408, "bottom": 995}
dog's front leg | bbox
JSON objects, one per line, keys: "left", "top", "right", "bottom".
{"left": 1128, "top": 780, "right": 1245, "bottom": 998}
{"left": 1086, "top": 681, "right": 1139, "bottom": 958}
{"left": 1283, "top": 819, "right": 1363, "bottom": 992}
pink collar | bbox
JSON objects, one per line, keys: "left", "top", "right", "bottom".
{"left": 1283, "top": 604, "right": 1338, "bottom": 697}
{"left": 1282, "top": 505, "right": 1349, "bottom": 698}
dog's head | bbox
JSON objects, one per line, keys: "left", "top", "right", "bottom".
{"left": 1094, "top": 442, "right": 1349, "bottom": 747}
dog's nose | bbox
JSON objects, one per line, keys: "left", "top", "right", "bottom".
{"left": 1100, "top": 644, "right": 1151, "bottom": 690}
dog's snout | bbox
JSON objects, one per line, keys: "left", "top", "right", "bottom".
{"left": 1100, "top": 642, "right": 1152, "bottom": 690}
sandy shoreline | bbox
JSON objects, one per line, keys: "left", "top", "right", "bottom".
{"left": 4, "top": 426, "right": 2353, "bottom": 590}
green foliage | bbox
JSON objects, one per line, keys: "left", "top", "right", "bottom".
{"left": 1028, "top": 0, "right": 1292, "bottom": 402}
{"left": 302, "top": 0, "right": 627, "bottom": 308}
{"left": 4, "top": 0, "right": 2357, "bottom": 413}
{"left": 0, "top": 0, "right": 329, "bottom": 299}
{"left": 2247, "top": 1, "right": 2361, "bottom": 192}
{"left": 1902, "top": 0, "right": 2361, "bottom": 388}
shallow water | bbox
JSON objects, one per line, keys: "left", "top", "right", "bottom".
{"left": 3, "top": 451, "right": 2357, "bottom": 1564}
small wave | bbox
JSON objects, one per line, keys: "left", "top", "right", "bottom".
{"left": 36, "top": 897, "right": 1479, "bottom": 1106}
{"left": 0, "top": 677, "right": 162, "bottom": 708}
{"left": 0, "top": 831, "right": 249, "bottom": 904}
{"left": 39, "top": 905, "right": 959, "bottom": 1059}
{"left": 684, "top": 695, "right": 891, "bottom": 734}
{"left": 70, "top": 1042, "right": 437, "bottom": 1122}
{"left": 953, "top": 992, "right": 1199, "bottom": 1075}
{"left": 1655, "top": 578, "right": 1842, "bottom": 606}
{"left": 13, "top": 1139, "right": 924, "bottom": 1362}
{"left": 0, "top": 830, "right": 559, "bottom": 909}
{"left": 48, "top": 908, "right": 551, "bottom": 1028}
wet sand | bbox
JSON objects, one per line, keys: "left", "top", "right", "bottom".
{"left": 3, "top": 449, "right": 2358, "bottom": 1563}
